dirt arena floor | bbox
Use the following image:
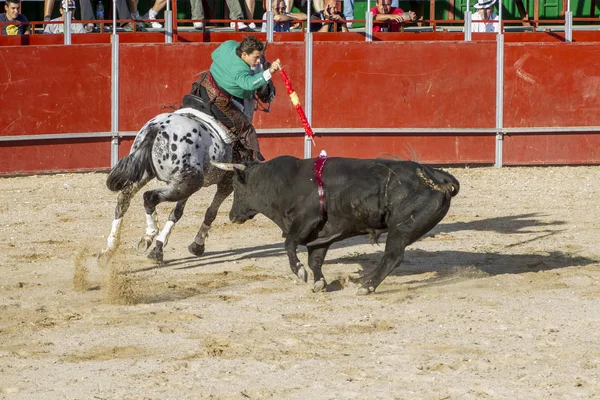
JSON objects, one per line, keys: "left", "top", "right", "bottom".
{"left": 1, "top": 165, "right": 599, "bottom": 399}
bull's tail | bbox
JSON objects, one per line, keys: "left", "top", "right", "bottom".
{"left": 106, "top": 125, "right": 159, "bottom": 192}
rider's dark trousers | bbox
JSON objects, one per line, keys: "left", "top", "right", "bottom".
{"left": 191, "top": 72, "right": 261, "bottom": 156}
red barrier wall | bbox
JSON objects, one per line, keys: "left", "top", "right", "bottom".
{"left": 1, "top": 36, "right": 600, "bottom": 174}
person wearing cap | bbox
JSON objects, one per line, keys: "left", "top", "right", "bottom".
{"left": 43, "top": 0, "right": 86, "bottom": 34}
{"left": 370, "top": 0, "right": 416, "bottom": 33}
{"left": 472, "top": 0, "right": 499, "bottom": 33}
{"left": 0, "top": 0, "right": 29, "bottom": 35}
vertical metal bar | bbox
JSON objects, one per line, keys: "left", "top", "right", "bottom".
{"left": 495, "top": 33, "right": 504, "bottom": 168}
{"left": 110, "top": 34, "right": 120, "bottom": 167}
{"left": 498, "top": 0, "right": 502, "bottom": 33}
{"left": 304, "top": 32, "right": 313, "bottom": 159}
{"left": 165, "top": 10, "right": 173, "bottom": 43}
{"left": 464, "top": 0, "right": 471, "bottom": 41}
{"left": 112, "top": 0, "right": 116, "bottom": 34}
{"left": 565, "top": 0, "right": 572, "bottom": 43}
{"left": 64, "top": 10, "right": 72, "bottom": 45}
{"left": 267, "top": 11, "right": 274, "bottom": 42}
{"left": 365, "top": 10, "right": 373, "bottom": 41}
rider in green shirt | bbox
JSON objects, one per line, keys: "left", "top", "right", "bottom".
{"left": 193, "top": 36, "right": 281, "bottom": 161}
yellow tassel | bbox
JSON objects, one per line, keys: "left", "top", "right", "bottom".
{"left": 289, "top": 92, "right": 300, "bottom": 106}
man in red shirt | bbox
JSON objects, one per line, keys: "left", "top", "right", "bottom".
{"left": 371, "top": 0, "right": 415, "bottom": 32}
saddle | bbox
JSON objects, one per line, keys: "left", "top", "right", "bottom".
{"left": 181, "top": 94, "right": 211, "bottom": 115}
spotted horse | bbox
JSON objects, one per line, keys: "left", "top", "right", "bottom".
{"left": 100, "top": 69, "right": 276, "bottom": 265}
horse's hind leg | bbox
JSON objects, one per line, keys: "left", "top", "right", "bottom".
{"left": 101, "top": 177, "right": 151, "bottom": 263}
{"left": 148, "top": 199, "right": 188, "bottom": 265}
{"left": 188, "top": 173, "right": 234, "bottom": 257}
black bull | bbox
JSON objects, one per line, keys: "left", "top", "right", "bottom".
{"left": 217, "top": 156, "right": 460, "bottom": 295}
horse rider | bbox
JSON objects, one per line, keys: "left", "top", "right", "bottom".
{"left": 188, "top": 36, "right": 282, "bottom": 161}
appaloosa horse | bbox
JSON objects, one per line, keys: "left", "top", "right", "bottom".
{"left": 101, "top": 62, "right": 276, "bottom": 265}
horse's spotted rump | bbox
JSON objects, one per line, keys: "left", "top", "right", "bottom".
{"left": 171, "top": 144, "right": 177, "bottom": 151}
{"left": 193, "top": 128, "right": 198, "bottom": 133}
{"left": 166, "top": 119, "right": 171, "bottom": 124}
{"left": 171, "top": 154, "right": 178, "bottom": 161}
{"left": 211, "top": 155, "right": 216, "bottom": 160}
{"left": 172, "top": 166, "right": 179, "bottom": 174}
{"left": 162, "top": 132, "right": 169, "bottom": 139}
{"left": 173, "top": 133, "right": 178, "bottom": 141}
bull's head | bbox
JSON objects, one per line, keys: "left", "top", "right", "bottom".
{"left": 211, "top": 161, "right": 257, "bottom": 224}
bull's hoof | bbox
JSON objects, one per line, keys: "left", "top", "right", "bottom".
{"left": 313, "top": 279, "right": 327, "bottom": 293}
{"left": 188, "top": 242, "right": 205, "bottom": 257}
{"left": 356, "top": 286, "right": 375, "bottom": 296}
{"left": 297, "top": 265, "right": 308, "bottom": 283}
{"left": 148, "top": 241, "right": 164, "bottom": 265}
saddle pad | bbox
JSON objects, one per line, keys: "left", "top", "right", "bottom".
{"left": 175, "top": 107, "right": 236, "bottom": 145}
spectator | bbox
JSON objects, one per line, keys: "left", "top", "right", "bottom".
{"left": 125, "top": 0, "right": 166, "bottom": 29}
{"left": 190, "top": 36, "right": 282, "bottom": 161}
{"left": 261, "top": 0, "right": 307, "bottom": 32}
{"left": 343, "top": 0, "right": 398, "bottom": 28}
{"left": 43, "top": 0, "right": 86, "bottom": 33}
{"left": 472, "top": 0, "right": 499, "bottom": 33}
{"left": 309, "top": 0, "right": 347, "bottom": 32}
{"left": 1, "top": 0, "right": 28, "bottom": 35}
{"left": 371, "top": 0, "right": 415, "bottom": 32}
{"left": 188, "top": 0, "right": 247, "bottom": 30}
{"left": 44, "top": 0, "right": 101, "bottom": 33}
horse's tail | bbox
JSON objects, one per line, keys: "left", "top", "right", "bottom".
{"left": 106, "top": 125, "right": 159, "bottom": 192}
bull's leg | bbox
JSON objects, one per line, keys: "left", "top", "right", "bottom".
{"left": 148, "top": 199, "right": 188, "bottom": 265}
{"left": 188, "top": 173, "right": 233, "bottom": 257}
{"left": 356, "top": 229, "right": 407, "bottom": 295}
{"left": 307, "top": 244, "right": 331, "bottom": 293}
{"left": 101, "top": 176, "right": 151, "bottom": 263}
{"left": 284, "top": 217, "right": 323, "bottom": 283}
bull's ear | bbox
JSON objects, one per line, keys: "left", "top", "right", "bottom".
{"left": 234, "top": 166, "right": 246, "bottom": 184}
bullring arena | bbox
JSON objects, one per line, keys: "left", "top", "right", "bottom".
{"left": 1, "top": 165, "right": 599, "bottom": 398}
{"left": 2, "top": 2, "right": 600, "bottom": 397}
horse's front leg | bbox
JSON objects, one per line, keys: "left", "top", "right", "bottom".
{"left": 188, "top": 173, "right": 233, "bottom": 257}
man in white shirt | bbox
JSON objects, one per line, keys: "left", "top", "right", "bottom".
{"left": 43, "top": 0, "right": 86, "bottom": 34}
{"left": 472, "top": 0, "right": 499, "bottom": 33}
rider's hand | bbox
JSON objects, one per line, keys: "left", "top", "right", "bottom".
{"left": 269, "top": 59, "right": 282, "bottom": 74}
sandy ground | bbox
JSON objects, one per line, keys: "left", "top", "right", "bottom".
{"left": 0, "top": 165, "right": 599, "bottom": 399}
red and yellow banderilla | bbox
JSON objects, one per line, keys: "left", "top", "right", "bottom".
{"left": 278, "top": 68, "right": 315, "bottom": 146}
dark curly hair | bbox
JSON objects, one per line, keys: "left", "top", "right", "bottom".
{"left": 236, "top": 36, "right": 266, "bottom": 57}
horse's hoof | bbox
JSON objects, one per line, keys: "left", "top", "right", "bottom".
{"left": 188, "top": 242, "right": 205, "bottom": 257}
{"left": 356, "top": 286, "right": 375, "bottom": 296}
{"left": 297, "top": 265, "right": 308, "bottom": 283}
{"left": 136, "top": 237, "right": 153, "bottom": 254}
{"left": 98, "top": 249, "right": 113, "bottom": 266}
{"left": 313, "top": 279, "right": 327, "bottom": 293}
{"left": 148, "top": 241, "right": 164, "bottom": 265}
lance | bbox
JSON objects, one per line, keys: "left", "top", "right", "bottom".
{"left": 279, "top": 68, "right": 315, "bottom": 146}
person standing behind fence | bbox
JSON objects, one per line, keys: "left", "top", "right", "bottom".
{"left": 1, "top": 0, "right": 28, "bottom": 35}
{"left": 189, "top": 0, "right": 247, "bottom": 30}
{"left": 309, "top": 0, "right": 347, "bottom": 32}
{"left": 472, "top": 0, "right": 499, "bottom": 33}
{"left": 43, "top": 0, "right": 86, "bottom": 33}
{"left": 371, "top": 0, "right": 415, "bottom": 33}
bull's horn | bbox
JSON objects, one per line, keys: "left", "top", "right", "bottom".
{"left": 210, "top": 161, "right": 246, "bottom": 171}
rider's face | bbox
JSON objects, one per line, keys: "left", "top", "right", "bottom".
{"left": 241, "top": 50, "right": 262, "bottom": 67}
